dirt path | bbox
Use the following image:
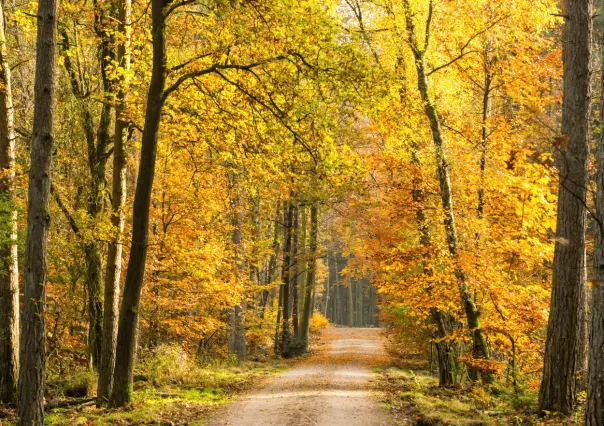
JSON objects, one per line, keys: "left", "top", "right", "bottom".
{"left": 207, "top": 328, "right": 392, "bottom": 426}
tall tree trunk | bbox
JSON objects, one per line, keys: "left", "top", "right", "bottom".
{"left": 586, "top": 24, "right": 604, "bottom": 426}
{"left": 430, "top": 309, "right": 461, "bottom": 385}
{"left": 477, "top": 45, "right": 492, "bottom": 222}
{"left": 274, "top": 205, "right": 287, "bottom": 355}
{"left": 300, "top": 204, "right": 318, "bottom": 352}
{"left": 263, "top": 210, "right": 280, "bottom": 313}
{"left": 86, "top": 3, "right": 120, "bottom": 370}
{"left": 110, "top": 0, "right": 168, "bottom": 407}
{"left": 0, "top": 0, "right": 19, "bottom": 404}
{"left": 403, "top": 2, "right": 491, "bottom": 383}
{"left": 280, "top": 202, "right": 294, "bottom": 357}
{"left": 588, "top": 141, "right": 604, "bottom": 424}
{"left": 250, "top": 194, "right": 261, "bottom": 310}
{"left": 274, "top": 278, "right": 283, "bottom": 355}
{"left": 356, "top": 280, "right": 364, "bottom": 326}
{"left": 297, "top": 205, "right": 307, "bottom": 331}
{"left": 539, "top": 0, "right": 592, "bottom": 414}
{"left": 98, "top": 0, "right": 131, "bottom": 405}
{"left": 334, "top": 259, "right": 340, "bottom": 325}
{"left": 368, "top": 285, "right": 375, "bottom": 326}
{"left": 85, "top": 243, "right": 103, "bottom": 369}
{"left": 17, "top": 0, "right": 58, "bottom": 421}
{"left": 411, "top": 145, "right": 460, "bottom": 387}
{"left": 291, "top": 204, "right": 299, "bottom": 338}
{"left": 309, "top": 275, "right": 316, "bottom": 321}
{"left": 324, "top": 255, "right": 330, "bottom": 317}
{"left": 347, "top": 280, "right": 354, "bottom": 327}
{"left": 227, "top": 173, "right": 246, "bottom": 362}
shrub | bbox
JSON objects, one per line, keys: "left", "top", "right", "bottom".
{"left": 137, "top": 344, "right": 195, "bottom": 385}
{"left": 309, "top": 312, "right": 329, "bottom": 333}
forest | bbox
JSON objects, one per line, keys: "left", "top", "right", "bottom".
{"left": 0, "top": 0, "right": 602, "bottom": 424}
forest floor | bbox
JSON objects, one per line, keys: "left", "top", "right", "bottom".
{"left": 1, "top": 351, "right": 291, "bottom": 425}
{"left": 206, "top": 327, "right": 392, "bottom": 426}
{"left": 1, "top": 328, "right": 586, "bottom": 425}
{"left": 375, "top": 340, "right": 585, "bottom": 426}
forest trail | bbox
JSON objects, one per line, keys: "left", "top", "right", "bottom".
{"left": 207, "top": 328, "right": 392, "bottom": 426}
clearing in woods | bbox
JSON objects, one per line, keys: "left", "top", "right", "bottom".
{"left": 207, "top": 327, "right": 392, "bottom": 426}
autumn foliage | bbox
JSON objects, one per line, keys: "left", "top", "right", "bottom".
{"left": 1, "top": 0, "right": 599, "bottom": 420}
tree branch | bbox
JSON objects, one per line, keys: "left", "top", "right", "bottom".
{"left": 50, "top": 183, "right": 81, "bottom": 236}
{"left": 424, "top": 0, "right": 434, "bottom": 52}
{"left": 214, "top": 70, "right": 318, "bottom": 165}
{"left": 162, "top": 56, "right": 287, "bottom": 102}
{"left": 427, "top": 16, "right": 508, "bottom": 76}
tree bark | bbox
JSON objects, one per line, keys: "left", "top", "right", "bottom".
{"left": 323, "top": 254, "right": 331, "bottom": 317}
{"left": 368, "top": 285, "right": 375, "bottom": 326}
{"left": 109, "top": 0, "right": 168, "bottom": 407}
{"left": 17, "top": 0, "right": 58, "bottom": 421}
{"left": 0, "top": 0, "right": 19, "bottom": 404}
{"left": 334, "top": 258, "right": 340, "bottom": 325}
{"left": 477, "top": 45, "right": 492, "bottom": 222}
{"left": 263, "top": 210, "right": 280, "bottom": 313}
{"left": 280, "top": 202, "right": 294, "bottom": 357}
{"left": 300, "top": 204, "right": 318, "bottom": 352}
{"left": 347, "top": 279, "right": 354, "bottom": 327}
{"left": 586, "top": 24, "right": 604, "bottom": 426}
{"left": 274, "top": 278, "right": 283, "bottom": 355}
{"left": 356, "top": 280, "right": 364, "bottom": 326}
{"left": 84, "top": 243, "right": 103, "bottom": 369}
{"left": 227, "top": 172, "right": 246, "bottom": 362}
{"left": 291, "top": 204, "right": 299, "bottom": 337}
{"left": 274, "top": 205, "right": 287, "bottom": 355}
{"left": 430, "top": 309, "right": 461, "bottom": 386}
{"left": 297, "top": 205, "right": 307, "bottom": 333}
{"left": 539, "top": 0, "right": 592, "bottom": 414}
{"left": 411, "top": 144, "right": 460, "bottom": 387}
{"left": 98, "top": 0, "right": 131, "bottom": 405}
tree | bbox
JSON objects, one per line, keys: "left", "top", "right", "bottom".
{"left": 539, "top": 0, "right": 592, "bottom": 414}
{"left": 58, "top": 3, "right": 118, "bottom": 368}
{"left": 586, "top": 15, "right": 604, "bottom": 426}
{"left": 227, "top": 170, "right": 246, "bottom": 362}
{"left": 17, "top": 0, "right": 59, "bottom": 421}
{"left": 0, "top": 0, "right": 19, "bottom": 404}
{"left": 279, "top": 201, "right": 294, "bottom": 357}
{"left": 299, "top": 203, "right": 318, "bottom": 352}
{"left": 98, "top": 0, "right": 132, "bottom": 404}
{"left": 109, "top": 0, "right": 169, "bottom": 407}
{"left": 401, "top": 0, "right": 492, "bottom": 383}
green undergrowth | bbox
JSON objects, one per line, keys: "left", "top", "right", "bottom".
{"left": 44, "top": 385, "right": 231, "bottom": 426}
{"left": 374, "top": 366, "right": 584, "bottom": 426}
{"left": 4, "top": 345, "right": 289, "bottom": 425}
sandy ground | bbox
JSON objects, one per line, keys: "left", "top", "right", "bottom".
{"left": 207, "top": 328, "right": 392, "bottom": 426}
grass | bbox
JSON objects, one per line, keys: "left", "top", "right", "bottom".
{"left": 44, "top": 386, "right": 227, "bottom": 426}
{"left": 57, "top": 362, "right": 285, "bottom": 425}
{"left": 374, "top": 366, "right": 586, "bottom": 426}
{"left": 2, "top": 346, "right": 289, "bottom": 426}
